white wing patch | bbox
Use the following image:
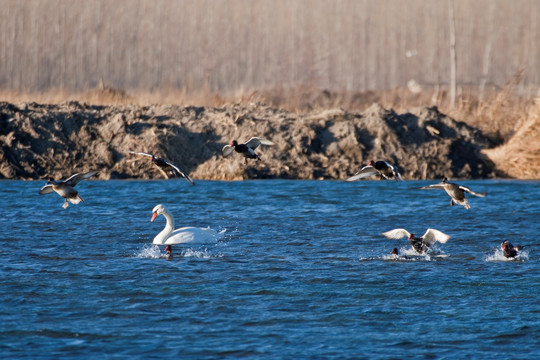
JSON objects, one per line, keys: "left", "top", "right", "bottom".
{"left": 222, "top": 144, "right": 234, "bottom": 157}
{"left": 39, "top": 184, "right": 55, "bottom": 194}
{"left": 422, "top": 228, "right": 451, "bottom": 245}
{"left": 382, "top": 228, "right": 411, "bottom": 240}
{"left": 346, "top": 166, "right": 378, "bottom": 181}
{"left": 459, "top": 185, "right": 487, "bottom": 197}
{"left": 244, "top": 137, "right": 274, "bottom": 149}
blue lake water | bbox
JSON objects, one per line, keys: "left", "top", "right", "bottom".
{"left": 1, "top": 179, "right": 539, "bottom": 359}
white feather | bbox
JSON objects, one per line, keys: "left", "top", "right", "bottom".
{"left": 244, "top": 137, "right": 274, "bottom": 149}
{"left": 422, "top": 228, "right": 451, "bottom": 245}
{"left": 222, "top": 144, "right": 234, "bottom": 157}
{"left": 382, "top": 228, "right": 411, "bottom": 239}
{"left": 346, "top": 166, "right": 378, "bottom": 181}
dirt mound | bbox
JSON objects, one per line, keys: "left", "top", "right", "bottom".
{"left": 0, "top": 101, "right": 497, "bottom": 180}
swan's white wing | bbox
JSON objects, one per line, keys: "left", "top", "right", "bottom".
{"left": 164, "top": 159, "right": 195, "bottom": 185}
{"left": 422, "top": 228, "right": 451, "bottom": 245}
{"left": 244, "top": 137, "right": 274, "bottom": 150}
{"left": 39, "top": 184, "right": 55, "bottom": 194}
{"left": 417, "top": 182, "right": 446, "bottom": 190}
{"left": 222, "top": 144, "right": 234, "bottom": 157}
{"left": 164, "top": 227, "right": 222, "bottom": 244}
{"left": 346, "top": 166, "right": 378, "bottom": 181}
{"left": 382, "top": 228, "right": 411, "bottom": 240}
{"left": 459, "top": 185, "right": 486, "bottom": 197}
{"left": 64, "top": 171, "right": 98, "bottom": 187}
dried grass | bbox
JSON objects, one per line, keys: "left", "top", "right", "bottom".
{"left": 481, "top": 91, "right": 540, "bottom": 179}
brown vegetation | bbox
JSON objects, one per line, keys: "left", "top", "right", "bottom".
{"left": 3, "top": 73, "right": 540, "bottom": 179}
{"left": 0, "top": 99, "right": 499, "bottom": 181}
{"left": 482, "top": 98, "right": 540, "bottom": 179}
{"left": 1, "top": 0, "right": 539, "bottom": 179}
{"left": 1, "top": 75, "right": 539, "bottom": 179}
{"left": 1, "top": 0, "right": 539, "bottom": 96}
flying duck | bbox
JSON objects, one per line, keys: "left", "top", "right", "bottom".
{"left": 222, "top": 137, "right": 274, "bottom": 164}
{"left": 417, "top": 177, "right": 486, "bottom": 209}
{"left": 39, "top": 171, "right": 98, "bottom": 209}
{"left": 346, "top": 160, "right": 402, "bottom": 181}
{"left": 129, "top": 151, "right": 194, "bottom": 185}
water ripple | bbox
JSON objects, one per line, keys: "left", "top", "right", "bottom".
{"left": 0, "top": 179, "right": 539, "bottom": 358}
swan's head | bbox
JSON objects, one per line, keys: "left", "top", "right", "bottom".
{"left": 408, "top": 233, "right": 415, "bottom": 240}
{"left": 368, "top": 160, "right": 375, "bottom": 166}
{"left": 151, "top": 204, "right": 167, "bottom": 222}
{"left": 231, "top": 140, "right": 238, "bottom": 146}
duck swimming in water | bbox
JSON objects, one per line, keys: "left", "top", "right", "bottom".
{"left": 417, "top": 177, "right": 486, "bottom": 209}
{"left": 39, "top": 171, "right": 98, "bottom": 209}
{"left": 501, "top": 241, "right": 522, "bottom": 258}
{"left": 382, "top": 228, "right": 450, "bottom": 254}
{"left": 129, "top": 151, "right": 194, "bottom": 185}
{"left": 222, "top": 137, "right": 274, "bottom": 164}
{"left": 388, "top": 247, "right": 414, "bottom": 260}
{"left": 346, "top": 160, "right": 402, "bottom": 181}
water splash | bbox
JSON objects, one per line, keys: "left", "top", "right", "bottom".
{"left": 485, "top": 248, "right": 529, "bottom": 262}
{"left": 134, "top": 244, "right": 164, "bottom": 259}
{"left": 380, "top": 253, "right": 418, "bottom": 261}
{"left": 182, "top": 248, "right": 213, "bottom": 258}
{"left": 134, "top": 244, "right": 225, "bottom": 259}
{"left": 377, "top": 246, "right": 448, "bottom": 261}
{"left": 217, "top": 228, "right": 228, "bottom": 241}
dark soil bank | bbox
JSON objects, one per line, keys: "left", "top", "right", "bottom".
{"left": 0, "top": 101, "right": 498, "bottom": 181}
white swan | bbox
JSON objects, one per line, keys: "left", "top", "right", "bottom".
{"left": 151, "top": 204, "right": 222, "bottom": 254}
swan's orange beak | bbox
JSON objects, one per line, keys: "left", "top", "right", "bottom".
{"left": 151, "top": 212, "right": 158, "bottom": 222}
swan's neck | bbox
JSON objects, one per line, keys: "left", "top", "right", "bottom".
{"left": 154, "top": 210, "right": 175, "bottom": 243}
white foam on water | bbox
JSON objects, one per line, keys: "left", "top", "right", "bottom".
{"left": 182, "top": 248, "right": 213, "bottom": 258}
{"left": 485, "top": 248, "right": 529, "bottom": 262}
{"left": 134, "top": 244, "right": 224, "bottom": 259}
{"left": 218, "top": 229, "right": 227, "bottom": 236}
{"left": 135, "top": 244, "right": 165, "bottom": 259}
{"left": 378, "top": 246, "right": 448, "bottom": 261}
{"left": 379, "top": 253, "right": 424, "bottom": 261}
